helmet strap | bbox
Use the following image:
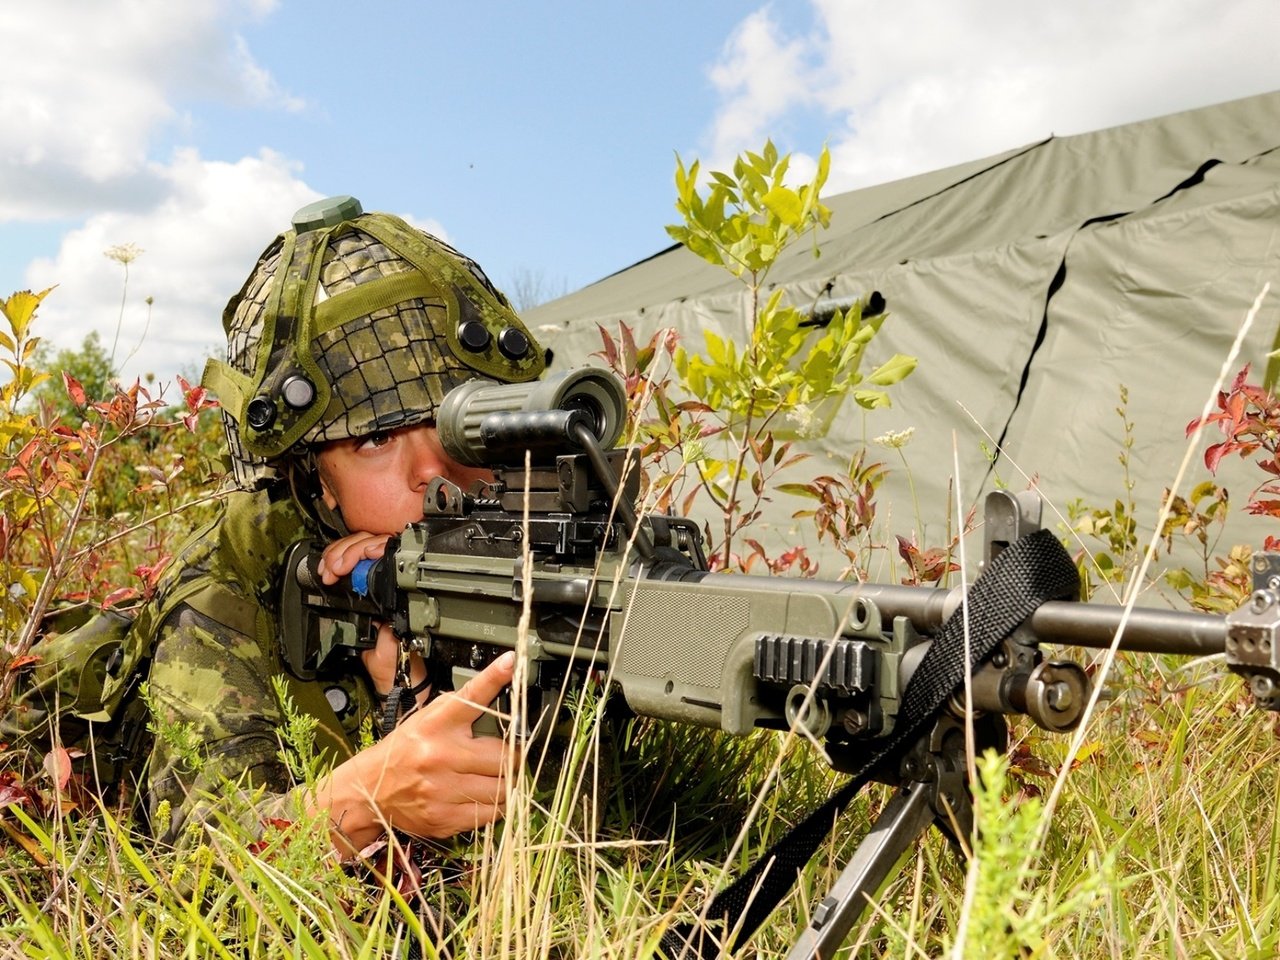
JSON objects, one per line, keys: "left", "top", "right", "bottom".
{"left": 283, "top": 451, "right": 351, "bottom": 540}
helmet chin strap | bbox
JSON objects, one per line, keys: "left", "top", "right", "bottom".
{"left": 283, "top": 451, "right": 351, "bottom": 540}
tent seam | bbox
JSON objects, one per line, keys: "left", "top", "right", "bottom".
{"left": 982, "top": 144, "right": 1280, "bottom": 489}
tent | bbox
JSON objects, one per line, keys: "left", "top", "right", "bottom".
{"left": 525, "top": 91, "right": 1280, "bottom": 577}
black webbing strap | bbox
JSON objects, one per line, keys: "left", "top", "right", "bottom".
{"left": 662, "top": 527, "right": 1080, "bottom": 957}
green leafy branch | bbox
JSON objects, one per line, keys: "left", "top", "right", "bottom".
{"left": 664, "top": 141, "right": 917, "bottom": 570}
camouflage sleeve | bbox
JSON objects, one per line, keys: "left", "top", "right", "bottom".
{"left": 144, "top": 602, "right": 300, "bottom": 843}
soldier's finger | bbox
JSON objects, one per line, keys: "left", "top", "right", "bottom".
{"left": 451, "top": 772, "right": 508, "bottom": 808}
{"left": 448, "top": 735, "right": 511, "bottom": 777}
{"left": 319, "top": 533, "right": 390, "bottom": 581}
{"left": 444, "top": 796, "right": 507, "bottom": 834}
{"left": 444, "top": 651, "right": 516, "bottom": 730}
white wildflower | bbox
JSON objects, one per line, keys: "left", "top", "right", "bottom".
{"left": 104, "top": 242, "right": 144, "bottom": 264}
{"left": 874, "top": 427, "right": 915, "bottom": 449}
{"left": 785, "top": 403, "right": 818, "bottom": 436}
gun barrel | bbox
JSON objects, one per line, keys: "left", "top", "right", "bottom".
{"left": 753, "top": 577, "right": 1227, "bottom": 657}
{"left": 1028, "top": 602, "right": 1227, "bottom": 655}
{"left": 699, "top": 576, "right": 959, "bottom": 632}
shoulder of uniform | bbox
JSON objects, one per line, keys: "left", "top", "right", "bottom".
{"left": 216, "top": 486, "right": 314, "bottom": 599}
{"left": 162, "top": 579, "right": 261, "bottom": 640}
{"left": 149, "top": 487, "right": 311, "bottom": 644}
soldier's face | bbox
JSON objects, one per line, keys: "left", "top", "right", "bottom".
{"left": 316, "top": 423, "right": 492, "bottom": 535}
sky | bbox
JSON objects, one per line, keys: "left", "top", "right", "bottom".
{"left": 2, "top": 0, "right": 1278, "bottom": 389}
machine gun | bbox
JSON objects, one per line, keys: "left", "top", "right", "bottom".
{"left": 278, "top": 367, "right": 1280, "bottom": 958}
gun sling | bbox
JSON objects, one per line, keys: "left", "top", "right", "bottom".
{"left": 662, "top": 526, "right": 1080, "bottom": 958}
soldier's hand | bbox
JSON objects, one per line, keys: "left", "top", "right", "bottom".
{"left": 360, "top": 623, "right": 418, "bottom": 699}
{"left": 332, "top": 650, "right": 517, "bottom": 843}
{"left": 315, "top": 534, "right": 427, "bottom": 700}
{"left": 316, "top": 531, "right": 392, "bottom": 585}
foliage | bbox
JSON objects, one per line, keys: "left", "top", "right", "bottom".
{"left": 1064, "top": 386, "right": 1145, "bottom": 601}
{"left": 599, "top": 141, "right": 918, "bottom": 575}
{"left": 1064, "top": 383, "right": 1247, "bottom": 610}
{"left": 0, "top": 287, "right": 224, "bottom": 706}
{"left": 1160, "top": 484, "right": 1245, "bottom": 613}
{"left": 1113, "top": 362, "right": 1280, "bottom": 613}
{"left": 777, "top": 448, "right": 887, "bottom": 579}
{"left": 1190, "top": 362, "right": 1280, "bottom": 529}
{"left": 30, "top": 330, "right": 115, "bottom": 427}
{"left": 1164, "top": 365, "right": 1280, "bottom": 611}
{"left": 951, "top": 750, "right": 1115, "bottom": 958}
{"left": 3, "top": 650, "right": 1277, "bottom": 958}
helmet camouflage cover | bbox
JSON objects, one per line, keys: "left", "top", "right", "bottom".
{"left": 202, "top": 196, "right": 545, "bottom": 486}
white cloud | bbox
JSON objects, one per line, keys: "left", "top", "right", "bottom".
{"left": 230, "top": 34, "right": 307, "bottom": 113}
{"left": 0, "top": 0, "right": 298, "bottom": 220}
{"left": 0, "top": 0, "right": 324, "bottom": 386}
{"left": 705, "top": 8, "right": 815, "bottom": 167}
{"left": 0, "top": 1, "right": 469, "bottom": 389}
{"left": 708, "top": 0, "right": 1280, "bottom": 193}
{"left": 24, "top": 149, "right": 320, "bottom": 386}
{"left": 21, "top": 159, "right": 457, "bottom": 388}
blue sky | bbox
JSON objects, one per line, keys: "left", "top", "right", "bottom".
{"left": 2, "top": 0, "right": 1278, "bottom": 386}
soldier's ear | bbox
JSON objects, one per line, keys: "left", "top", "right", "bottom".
{"left": 314, "top": 456, "right": 340, "bottom": 511}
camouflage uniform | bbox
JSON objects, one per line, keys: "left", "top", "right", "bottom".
{"left": 0, "top": 487, "right": 365, "bottom": 840}
{"left": 143, "top": 487, "right": 374, "bottom": 840}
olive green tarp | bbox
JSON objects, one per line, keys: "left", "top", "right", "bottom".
{"left": 527, "top": 91, "right": 1280, "bottom": 575}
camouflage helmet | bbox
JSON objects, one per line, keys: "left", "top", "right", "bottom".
{"left": 202, "top": 196, "right": 545, "bottom": 487}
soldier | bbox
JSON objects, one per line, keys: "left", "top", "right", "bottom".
{"left": 142, "top": 195, "right": 546, "bottom": 853}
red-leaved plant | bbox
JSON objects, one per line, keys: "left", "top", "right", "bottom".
{"left": 1191, "top": 363, "right": 1280, "bottom": 545}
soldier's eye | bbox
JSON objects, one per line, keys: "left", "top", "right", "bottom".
{"left": 356, "top": 431, "right": 393, "bottom": 451}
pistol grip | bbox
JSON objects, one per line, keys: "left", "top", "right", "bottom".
{"left": 450, "top": 665, "right": 553, "bottom": 741}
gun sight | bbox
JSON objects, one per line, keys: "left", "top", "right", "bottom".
{"left": 437, "top": 368, "right": 628, "bottom": 467}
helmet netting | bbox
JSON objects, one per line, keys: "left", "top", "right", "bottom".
{"left": 221, "top": 227, "right": 477, "bottom": 488}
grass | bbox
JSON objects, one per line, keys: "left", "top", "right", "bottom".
{"left": 2, "top": 647, "right": 1277, "bottom": 958}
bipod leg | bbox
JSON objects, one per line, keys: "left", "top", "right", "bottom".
{"left": 784, "top": 716, "right": 984, "bottom": 960}
{"left": 783, "top": 777, "right": 935, "bottom": 960}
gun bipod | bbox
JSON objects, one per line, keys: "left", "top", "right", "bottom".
{"left": 785, "top": 713, "right": 1005, "bottom": 960}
